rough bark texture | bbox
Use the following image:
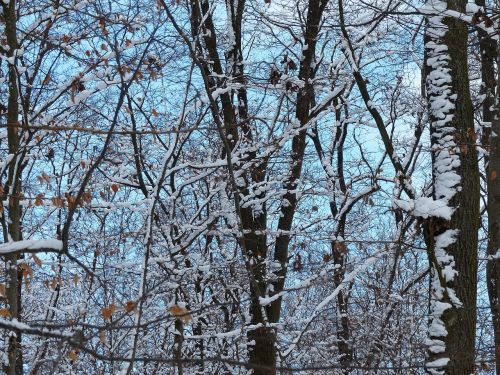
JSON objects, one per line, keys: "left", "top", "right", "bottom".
{"left": 477, "top": 0, "right": 500, "bottom": 371}
{"left": 2, "top": 1, "right": 23, "bottom": 374}
{"left": 424, "top": 0, "right": 480, "bottom": 372}
{"left": 485, "top": 6, "right": 500, "bottom": 371}
{"left": 440, "top": 2, "right": 479, "bottom": 372}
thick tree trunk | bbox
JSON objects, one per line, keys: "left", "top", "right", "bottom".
{"left": 424, "top": 0, "right": 480, "bottom": 373}
{"left": 186, "top": 2, "right": 272, "bottom": 372}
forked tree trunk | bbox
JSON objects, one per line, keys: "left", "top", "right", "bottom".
{"left": 182, "top": 0, "right": 330, "bottom": 371}
{"left": 263, "top": 1, "right": 330, "bottom": 374}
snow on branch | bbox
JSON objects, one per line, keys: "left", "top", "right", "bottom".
{"left": 0, "top": 239, "right": 63, "bottom": 255}
{"left": 392, "top": 197, "right": 453, "bottom": 220}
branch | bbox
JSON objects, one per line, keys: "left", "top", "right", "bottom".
{"left": 0, "top": 239, "right": 62, "bottom": 255}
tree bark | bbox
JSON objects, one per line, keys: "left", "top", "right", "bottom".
{"left": 424, "top": 0, "right": 480, "bottom": 372}
{"left": 184, "top": 0, "right": 331, "bottom": 372}
{"left": 476, "top": 0, "right": 500, "bottom": 370}
{"left": 485, "top": 1, "right": 500, "bottom": 370}
{"left": 310, "top": 104, "right": 353, "bottom": 370}
{"left": 2, "top": 1, "right": 24, "bottom": 374}
{"left": 262, "top": 1, "right": 329, "bottom": 374}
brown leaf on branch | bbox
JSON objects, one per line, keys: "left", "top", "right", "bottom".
{"left": 35, "top": 193, "right": 44, "bottom": 206}
{"left": 102, "top": 304, "right": 118, "bottom": 321}
{"left": 170, "top": 305, "right": 192, "bottom": 323}
{"left": 42, "top": 74, "right": 51, "bottom": 85}
{"left": 20, "top": 263, "right": 34, "bottom": 289}
{"left": 98, "top": 18, "right": 106, "bottom": 30}
{"left": 99, "top": 329, "right": 106, "bottom": 344}
{"left": 125, "top": 300, "right": 137, "bottom": 312}
{"left": 68, "top": 350, "right": 78, "bottom": 362}
{"left": 52, "top": 197, "right": 65, "bottom": 208}
{"left": 32, "top": 254, "right": 42, "bottom": 267}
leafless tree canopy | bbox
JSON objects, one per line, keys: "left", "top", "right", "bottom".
{"left": 0, "top": 0, "right": 499, "bottom": 373}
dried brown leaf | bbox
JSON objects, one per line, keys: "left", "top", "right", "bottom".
{"left": 102, "top": 304, "right": 118, "bottom": 321}
{"left": 125, "top": 300, "right": 136, "bottom": 313}
{"left": 0, "top": 308, "right": 11, "bottom": 318}
{"left": 32, "top": 254, "right": 42, "bottom": 267}
{"left": 170, "top": 305, "right": 192, "bottom": 323}
{"left": 99, "top": 329, "right": 106, "bottom": 344}
{"left": 491, "top": 170, "right": 497, "bottom": 181}
{"left": 68, "top": 350, "right": 78, "bottom": 362}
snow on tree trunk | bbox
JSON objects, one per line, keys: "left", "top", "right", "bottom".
{"left": 423, "top": 0, "right": 480, "bottom": 373}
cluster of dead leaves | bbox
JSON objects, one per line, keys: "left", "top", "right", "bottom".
{"left": 31, "top": 191, "right": 93, "bottom": 209}
{"left": 100, "top": 302, "right": 193, "bottom": 323}
{"left": 43, "top": 274, "right": 79, "bottom": 291}
{"left": 36, "top": 171, "right": 51, "bottom": 185}
{"left": 101, "top": 300, "right": 138, "bottom": 321}
{"left": 20, "top": 263, "right": 34, "bottom": 289}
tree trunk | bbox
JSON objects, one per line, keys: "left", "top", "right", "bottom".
{"left": 485, "top": 2, "right": 500, "bottom": 370}
{"left": 2, "top": 1, "right": 23, "bottom": 374}
{"left": 487, "top": 93, "right": 500, "bottom": 375}
{"left": 262, "top": 1, "right": 329, "bottom": 374}
{"left": 185, "top": 0, "right": 330, "bottom": 372}
{"left": 173, "top": 319, "right": 184, "bottom": 375}
{"left": 424, "top": 0, "right": 480, "bottom": 372}
{"left": 476, "top": 0, "right": 500, "bottom": 370}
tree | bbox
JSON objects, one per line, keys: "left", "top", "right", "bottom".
{"left": 0, "top": 0, "right": 496, "bottom": 374}
{"left": 423, "top": 0, "right": 480, "bottom": 372}
{"left": 2, "top": 1, "right": 23, "bottom": 373}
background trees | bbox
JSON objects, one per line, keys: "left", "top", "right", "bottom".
{"left": 0, "top": 0, "right": 498, "bottom": 374}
